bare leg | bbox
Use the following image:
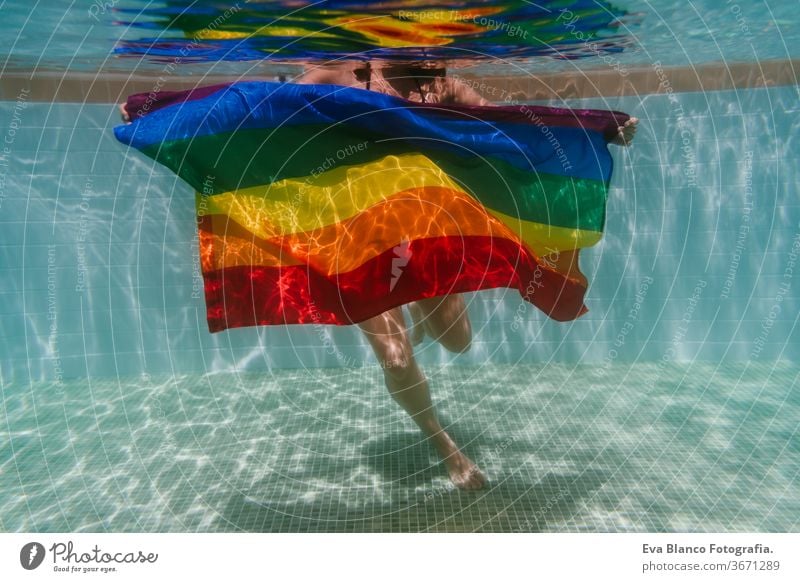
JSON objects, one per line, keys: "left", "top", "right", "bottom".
{"left": 412, "top": 294, "right": 472, "bottom": 353}
{"left": 359, "top": 307, "right": 486, "bottom": 490}
{"left": 407, "top": 301, "right": 426, "bottom": 346}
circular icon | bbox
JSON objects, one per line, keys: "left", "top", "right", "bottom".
{"left": 20, "top": 542, "right": 46, "bottom": 570}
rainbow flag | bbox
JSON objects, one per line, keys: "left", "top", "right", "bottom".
{"left": 114, "top": 82, "right": 628, "bottom": 332}
{"left": 113, "top": 1, "right": 631, "bottom": 64}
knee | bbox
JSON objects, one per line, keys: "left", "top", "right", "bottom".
{"left": 441, "top": 319, "right": 472, "bottom": 354}
{"left": 442, "top": 335, "right": 472, "bottom": 354}
{"left": 378, "top": 344, "right": 415, "bottom": 380}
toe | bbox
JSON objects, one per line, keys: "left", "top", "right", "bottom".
{"left": 467, "top": 468, "right": 486, "bottom": 490}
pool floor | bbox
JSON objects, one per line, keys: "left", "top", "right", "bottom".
{"left": 1, "top": 361, "right": 797, "bottom": 532}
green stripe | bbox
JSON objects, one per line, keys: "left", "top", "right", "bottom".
{"left": 144, "top": 123, "right": 608, "bottom": 232}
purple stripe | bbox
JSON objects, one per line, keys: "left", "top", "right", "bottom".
{"left": 125, "top": 83, "right": 233, "bottom": 120}
{"left": 123, "top": 81, "right": 628, "bottom": 139}
{"left": 422, "top": 102, "right": 628, "bottom": 141}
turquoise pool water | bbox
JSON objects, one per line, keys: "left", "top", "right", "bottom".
{"left": 2, "top": 84, "right": 798, "bottom": 381}
{"left": 1, "top": 0, "right": 798, "bottom": 535}
{"left": 2, "top": 80, "right": 798, "bottom": 531}
{"left": 2, "top": 362, "right": 797, "bottom": 532}
{"left": 1, "top": 82, "right": 798, "bottom": 532}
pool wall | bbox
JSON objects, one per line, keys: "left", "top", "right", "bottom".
{"left": 1, "top": 82, "right": 798, "bottom": 383}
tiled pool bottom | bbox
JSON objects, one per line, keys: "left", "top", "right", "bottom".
{"left": 2, "top": 362, "right": 797, "bottom": 533}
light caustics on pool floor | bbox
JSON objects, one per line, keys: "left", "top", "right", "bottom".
{"left": 1, "top": 362, "right": 797, "bottom": 533}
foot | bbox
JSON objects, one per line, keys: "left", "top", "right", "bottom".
{"left": 118, "top": 103, "right": 131, "bottom": 124}
{"left": 429, "top": 428, "right": 486, "bottom": 490}
{"left": 407, "top": 302, "right": 426, "bottom": 346}
{"left": 611, "top": 116, "right": 638, "bottom": 146}
{"left": 443, "top": 448, "right": 487, "bottom": 490}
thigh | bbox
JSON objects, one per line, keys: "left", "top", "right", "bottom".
{"left": 415, "top": 294, "right": 472, "bottom": 353}
{"left": 358, "top": 307, "right": 414, "bottom": 366}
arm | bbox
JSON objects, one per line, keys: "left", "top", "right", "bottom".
{"left": 446, "top": 77, "right": 492, "bottom": 107}
{"left": 296, "top": 66, "right": 343, "bottom": 85}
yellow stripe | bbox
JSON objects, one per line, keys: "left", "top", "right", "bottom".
{"left": 201, "top": 186, "right": 517, "bottom": 273}
{"left": 487, "top": 208, "right": 602, "bottom": 252}
{"left": 196, "top": 153, "right": 458, "bottom": 236}
{"left": 196, "top": 153, "right": 601, "bottom": 255}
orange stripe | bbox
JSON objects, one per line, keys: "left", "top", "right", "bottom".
{"left": 198, "top": 221, "right": 304, "bottom": 273}
{"left": 200, "top": 186, "right": 526, "bottom": 275}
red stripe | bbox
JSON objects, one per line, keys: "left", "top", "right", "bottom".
{"left": 202, "top": 235, "right": 588, "bottom": 332}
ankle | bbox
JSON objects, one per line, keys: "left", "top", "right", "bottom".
{"left": 428, "top": 428, "right": 458, "bottom": 457}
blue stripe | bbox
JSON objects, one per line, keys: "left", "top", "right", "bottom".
{"left": 114, "top": 81, "right": 613, "bottom": 182}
